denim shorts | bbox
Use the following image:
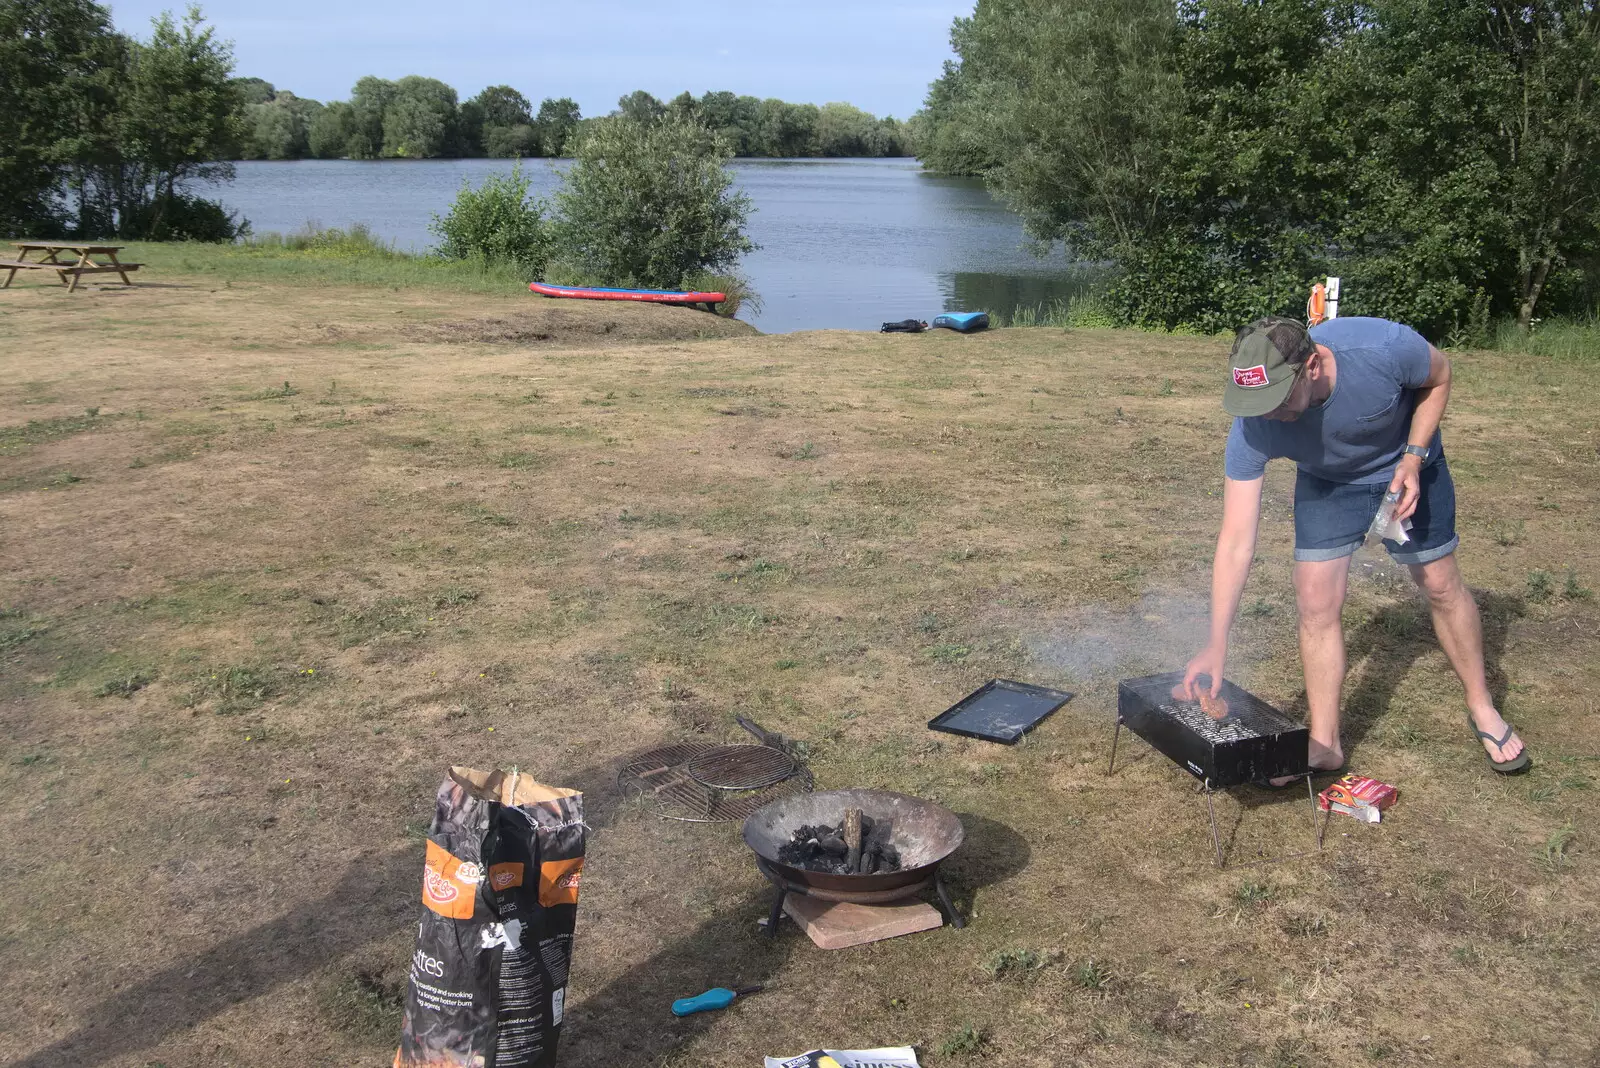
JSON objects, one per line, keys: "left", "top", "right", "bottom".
{"left": 1293, "top": 459, "right": 1459, "bottom": 565}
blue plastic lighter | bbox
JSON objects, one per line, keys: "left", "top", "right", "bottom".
{"left": 671, "top": 984, "right": 764, "bottom": 1016}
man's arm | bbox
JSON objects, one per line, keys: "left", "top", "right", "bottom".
{"left": 1181, "top": 475, "right": 1264, "bottom": 698}
{"left": 1390, "top": 344, "right": 1451, "bottom": 521}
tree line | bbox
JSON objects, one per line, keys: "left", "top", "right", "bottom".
{"left": 237, "top": 79, "right": 914, "bottom": 161}
{"left": 913, "top": 0, "right": 1600, "bottom": 336}
{"left": 2, "top": 0, "right": 914, "bottom": 241}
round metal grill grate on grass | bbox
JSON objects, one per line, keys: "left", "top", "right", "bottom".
{"left": 686, "top": 744, "right": 797, "bottom": 790}
{"left": 618, "top": 740, "right": 812, "bottom": 823}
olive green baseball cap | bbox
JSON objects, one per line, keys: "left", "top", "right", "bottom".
{"left": 1222, "top": 316, "right": 1316, "bottom": 417}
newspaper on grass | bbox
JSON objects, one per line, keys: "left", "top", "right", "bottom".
{"left": 765, "top": 1048, "right": 920, "bottom": 1068}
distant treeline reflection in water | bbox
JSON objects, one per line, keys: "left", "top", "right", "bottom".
{"left": 220, "top": 158, "right": 1096, "bottom": 332}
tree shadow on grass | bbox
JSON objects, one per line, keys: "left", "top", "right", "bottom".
{"left": 22, "top": 754, "right": 1036, "bottom": 1068}
{"left": 14, "top": 846, "right": 418, "bottom": 1068}
{"left": 1214, "top": 590, "right": 1526, "bottom": 862}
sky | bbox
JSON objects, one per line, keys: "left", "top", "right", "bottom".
{"left": 106, "top": 1, "right": 971, "bottom": 119}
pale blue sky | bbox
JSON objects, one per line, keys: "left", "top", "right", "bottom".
{"left": 106, "top": 1, "right": 970, "bottom": 119}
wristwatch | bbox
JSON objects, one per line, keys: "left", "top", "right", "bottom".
{"left": 1402, "top": 444, "right": 1430, "bottom": 461}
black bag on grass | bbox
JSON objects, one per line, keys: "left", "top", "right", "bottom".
{"left": 395, "top": 767, "right": 586, "bottom": 1068}
{"left": 880, "top": 319, "right": 928, "bottom": 333}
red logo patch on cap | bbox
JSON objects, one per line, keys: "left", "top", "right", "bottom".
{"left": 1233, "top": 364, "right": 1269, "bottom": 388}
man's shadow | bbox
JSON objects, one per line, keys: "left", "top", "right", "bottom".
{"left": 1280, "top": 587, "right": 1526, "bottom": 753}
{"left": 1222, "top": 587, "right": 1526, "bottom": 852}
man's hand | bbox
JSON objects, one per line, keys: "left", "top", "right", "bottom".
{"left": 1389, "top": 453, "right": 1423, "bottom": 522}
{"left": 1180, "top": 643, "right": 1227, "bottom": 700}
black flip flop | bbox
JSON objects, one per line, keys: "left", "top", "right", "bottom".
{"left": 1470, "top": 715, "right": 1531, "bottom": 774}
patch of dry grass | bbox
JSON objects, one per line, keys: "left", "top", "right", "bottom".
{"left": 2, "top": 275, "right": 1597, "bottom": 1067}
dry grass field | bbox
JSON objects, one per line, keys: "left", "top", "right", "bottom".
{"left": 2, "top": 265, "right": 1597, "bottom": 1068}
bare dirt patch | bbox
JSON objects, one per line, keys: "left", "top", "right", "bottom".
{"left": 1, "top": 277, "right": 1597, "bottom": 1067}
{"left": 405, "top": 302, "right": 756, "bottom": 345}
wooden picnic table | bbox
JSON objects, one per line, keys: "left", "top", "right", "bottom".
{"left": 2, "top": 242, "right": 142, "bottom": 291}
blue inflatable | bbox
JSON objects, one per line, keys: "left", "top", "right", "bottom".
{"left": 933, "top": 311, "right": 989, "bottom": 333}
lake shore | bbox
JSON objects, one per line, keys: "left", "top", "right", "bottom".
{"left": 3, "top": 268, "right": 1597, "bottom": 1067}
{"left": 209, "top": 157, "right": 1096, "bottom": 333}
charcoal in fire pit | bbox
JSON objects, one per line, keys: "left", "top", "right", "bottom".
{"left": 777, "top": 814, "right": 902, "bottom": 875}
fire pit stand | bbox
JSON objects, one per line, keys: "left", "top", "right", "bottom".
{"left": 1110, "top": 672, "right": 1322, "bottom": 868}
{"left": 753, "top": 856, "right": 964, "bottom": 935}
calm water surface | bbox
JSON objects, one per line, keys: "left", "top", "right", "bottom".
{"left": 219, "top": 158, "right": 1091, "bottom": 333}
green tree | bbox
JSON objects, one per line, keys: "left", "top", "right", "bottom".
{"left": 616, "top": 89, "right": 665, "bottom": 124}
{"left": 1328, "top": 0, "right": 1600, "bottom": 329}
{"left": 667, "top": 90, "right": 700, "bottom": 123}
{"left": 551, "top": 114, "right": 755, "bottom": 288}
{"left": 912, "top": 56, "right": 1001, "bottom": 176}
{"left": 93, "top": 5, "right": 244, "bottom": 237}
{"left": 457, "top": 97, "right": 486, "bottom": 157}
{"left": 755, "top": 98, "right": 818, "bottom": 157}
{"left": 920, "top": 0, "right": 1600, "bottom": 333}
{"left": 0, "top": 0, "right": 122, "bottom": 236}
{"left": 696, "top": 90, "right": 762, "bottom": 155}
{"left": 347, "top": 76, "right": 394, "bottom": 158}
{"left": 468, "top": 85, "right": 533, "bottom": 157}
{"left": 534, "top": 96, "right": 581, "bottom": 156}
{"left": 382, "top": 75, "right": 457, "bottom": 158}
{"left": 308, "top": 100, "right": 357, "bottom": 158}
{"left": 231, "top": 75, "right": 274, "bottom": 105}
{"left": 241, "top": 89, "right": 323, "bottom": 159}
{"left": 813, "top": 102, "right": 878, "bottom": 156}
{"left": 485, "top": 123, "right": 540, "bottom": 157}
{"left": 473, "top": 84, "right": 533, "bottom": 127}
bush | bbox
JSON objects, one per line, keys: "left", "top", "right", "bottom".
{"left": 550, "top": 115, "right": 756, "bottom": 290}
{"left": 430, "top": 162, "right": 551, "bottom": 273}
{"left": 126, "top": 192, "right": 251, "bottom": 242}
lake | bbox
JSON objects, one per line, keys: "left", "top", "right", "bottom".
{"left": 217, "top": 158, "right": 1092, "bottom": 333}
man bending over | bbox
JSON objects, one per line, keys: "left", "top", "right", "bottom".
{"left": 1180, "top": 316, "right": 1528, "bottom": 777}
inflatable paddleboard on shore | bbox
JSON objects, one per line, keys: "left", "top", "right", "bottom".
{"left": 933, "top": 311, "right": 989, "bottom": 332}
{"left": 529, "top": 281, "right": 725, "bottom": 309}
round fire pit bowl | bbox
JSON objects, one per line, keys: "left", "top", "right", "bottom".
{"left": 742, "top": 788, "right": 966, "bottom": 934}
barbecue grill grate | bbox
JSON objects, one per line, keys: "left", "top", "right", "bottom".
{"left": 618, "top": 740, "right": 812, "bottom": 823}
{"left": 686, "top": 744, "right": 797, "bottom": 790}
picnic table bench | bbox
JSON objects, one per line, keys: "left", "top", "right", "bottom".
{"left": 2, "top": 243, "right": 142, "bottom": 291}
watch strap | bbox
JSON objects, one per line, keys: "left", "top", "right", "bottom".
{"left": 1402, "top": 444, "right": 1430, "bottom": 460}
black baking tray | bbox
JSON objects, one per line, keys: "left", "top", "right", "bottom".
{"left": 929, "top": 679, "right": 1075, "bottom": 744}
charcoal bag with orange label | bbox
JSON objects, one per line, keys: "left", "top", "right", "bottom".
{"left": 396, "top": 766, "right": 586, "bottom": 1068}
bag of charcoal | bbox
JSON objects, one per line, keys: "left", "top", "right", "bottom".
{"left": 395, "top": 766, "right": 586, "bottom": 1068}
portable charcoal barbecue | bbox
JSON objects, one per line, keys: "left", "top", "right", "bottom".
{"left": 742, "top": 788, "right": 966, "bottom": 936}
{"left": 1110, "top": 672, "right": 1320, "bottom": 867}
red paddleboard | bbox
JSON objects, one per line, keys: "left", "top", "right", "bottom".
{"left": 528, "top": 281, "right": 725, "bottom": 305}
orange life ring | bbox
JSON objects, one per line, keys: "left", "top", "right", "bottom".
{"left": 1307, "top": 283, "right": 1327, "bottom": 326}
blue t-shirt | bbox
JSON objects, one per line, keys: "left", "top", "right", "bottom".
{"left": 1223, "top": 317, "right": 1441, "bottom": 485}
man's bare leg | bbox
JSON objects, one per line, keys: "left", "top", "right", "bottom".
{"left": 1408, "top": 555, "right": 1524, "bottom": 763}
{"left": 1270, "top": 556, "right": 1352, "bottom": 783}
